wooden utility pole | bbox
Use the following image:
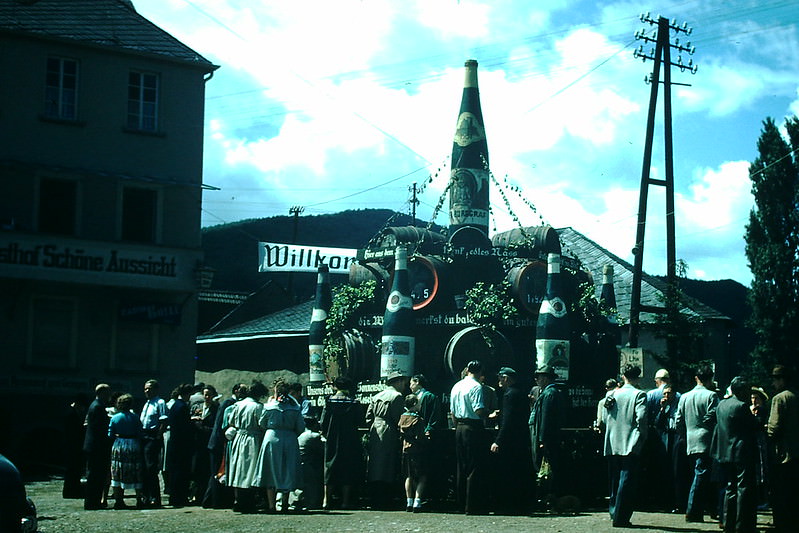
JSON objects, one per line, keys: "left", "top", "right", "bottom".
{"left": 287, "top": 205, "right": 304, "bottom": 301}
{"left": 628, "top": 14, "right": 697, "bottom": 349}
{"left": 409, "top": 181, "right": 419, "bottom": 225}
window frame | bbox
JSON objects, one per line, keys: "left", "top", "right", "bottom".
{"left": 44, "top": 56, "right": 79, "bottom": 121}
{"left": 126, "top": 70, "right": 160, "bottom": 132}
{"left": 118, "top": 185, "right": 161, "bottom": 244}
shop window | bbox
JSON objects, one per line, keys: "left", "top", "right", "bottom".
{"left": 29, "top": 297, "right": 77, "bottom": 368}
{"left": 121, "top": 187, "right": 157, "bottom": 243}
{"left": 127, "top": 71, "right": 159, "bottom": 132}
{"left": 44, "top": 57, "right": 78, "bottom": 120}
{"left": 38, "top": 178, "right": 77, "bottom": 235}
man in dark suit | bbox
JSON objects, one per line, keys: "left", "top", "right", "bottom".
{"left": 711, "top": 376, "right": 758, "bottom": 533}
{"left": 603, "top": 365, "right": 647, "bottom": 528}
{"left": 83, "top": 383, "right": 112, "bottom": 510}
{"left": 490, "top": 367, "right": 531, "bottom": 514}
{"left": 203, "top": 383, "right": 243, "bottom": 508}
{"left": 528, "top": 364, "right": 568, "bottom": 511}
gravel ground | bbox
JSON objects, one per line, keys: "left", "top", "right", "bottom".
{"left": 24, "top": 478, "right": 777, "bottom": 533}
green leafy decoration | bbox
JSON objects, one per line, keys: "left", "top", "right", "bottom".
{"left": 323, "top": 280, "right": 377, "bottom": 374}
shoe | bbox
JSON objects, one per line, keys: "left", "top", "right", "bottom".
{"left": 413, "top": 506, "right": 422, "bottom": 513}
{"left": 612, "top": 521, "right": 632, "bottom": 528}
{"left": 113, "top": 501, "right": 128, "bottom": 510}
{"left": 406, "top": 506, "right": 413, "bottom": 512}
{"left": 685, "top": 514, "right": 703, "bottom": 523}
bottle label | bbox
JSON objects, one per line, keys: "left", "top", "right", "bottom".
{"left": 454, "top": 112, "right": 485, "bottom": 147}
{"left": 380, "top": 335, "right": 415, "bottom": 377}
{"left": 449, "top": 168, "right": 489, "bottom": 227}
{"left": 309, "top": 344, "right": 325, "bottom": 383}
{"left": 311, "top": 308, "right": 327, "bottom": 322}
{"left": 539, "top": 297, "right": 567, "bottom": 318}
{"left": 535, "top": 338, "right": 570, "bottom": 380}
{"left": 386, "top": 290, "right": 413, "bottom": 313}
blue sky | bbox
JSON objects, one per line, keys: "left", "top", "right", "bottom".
{"left": 134, "top": 0, "right": 799, "bottom": 285}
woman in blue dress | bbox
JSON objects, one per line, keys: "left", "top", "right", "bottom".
{"left": 254, "top": 379, "right": 305, "bottom": 512}
{"left": 108, "top": 393, "right": 144, "bottom": 509}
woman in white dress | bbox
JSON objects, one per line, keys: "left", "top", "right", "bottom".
{"left": 226, "top": 382, "right": 267, "bottom": 513}
{"left": 255, "top": 380, "right": 305, "bottom": 512}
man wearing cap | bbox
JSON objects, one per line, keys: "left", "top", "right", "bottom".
{"left": 365, "top": 371, "right": 408, "bottom": 509}
{"left": 767, "top": 364, "right": 799, "bottom": 533}
{"left": 491, "top": 367, "right": 531, "bottom": 514}
{"left": 603, "top": 365, "right": 647, "bottom": 528}
{"left": 676, "top": 364, "right": 719, "bottom": 523}
{"left": 529, "top": 364, "right": 567, "bottom": 511}
{"left": 449, "top": 360, "right": 488, "bottom": 515}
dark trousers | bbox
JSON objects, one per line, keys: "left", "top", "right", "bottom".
{"left": 771, "top": 459, "right": 799, "bottom": 533}
{"left": 455, "top": 422, "right": 488, "bottom": 514}
{"left": 687, "top": 453, "right": 712, "bottom": 519}
{"left": 608, "top": 454, "right": 639, "bottom": 526}
{"left": 84, "top": 448, "right": 110, "bottom": 508}
{"left": 720, "top": 461, "right": 756, "bottom": 533}
{"left": 495, "top": 446, "right": 532, "bottom": 514}
{"left": 141, "top": 436, "right": 163, "bottom": 504}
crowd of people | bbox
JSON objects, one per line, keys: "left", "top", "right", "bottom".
{"left": 55, "top": 361, "right": 799, "bottom": 532}
{"left": 600, "top": 363, "right": 799, "bottom": 532}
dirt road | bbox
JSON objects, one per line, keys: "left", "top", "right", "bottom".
{"left": 26, "top": 478, "right": 774, "bottom": 533}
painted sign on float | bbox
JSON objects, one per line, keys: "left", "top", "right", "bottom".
{"left": 258, "top": 242, "right": 357, "bottom": 274}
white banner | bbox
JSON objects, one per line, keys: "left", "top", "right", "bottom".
{"left": 258, "top": 242, "right": 357, "bottom": 274}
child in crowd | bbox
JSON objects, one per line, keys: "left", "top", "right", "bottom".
{"left": 398, "top": 393, "right": 429, "bottom": 513}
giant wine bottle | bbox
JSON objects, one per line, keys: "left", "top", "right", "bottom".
{"left": 535, "top": 252, "right": 570, "bottom": 380}
{"left": 380, "top": 246, "right": 415, "bottom": 378}
{"left": 308, "top": 264, "right": 331, "bottom": 384}
{"left": 449, "top": 59, "right": 489, "bottom": 237}
{"left": 599, "top": 264, "right": 621, "bottom": 346}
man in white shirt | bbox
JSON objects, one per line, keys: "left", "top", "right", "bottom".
{"left": 449, "top": 360, "right": 487, "bottom": 515}
{"left": 140, "top": 379, "right": 168, "bottom": 508}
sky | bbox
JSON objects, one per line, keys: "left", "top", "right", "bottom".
{"left": 133, "top": 0, "right": 799, "bottom": 286}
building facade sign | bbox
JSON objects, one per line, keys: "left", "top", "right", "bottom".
{"left": 0, "top": 235, "right": 199, "bottom": 291}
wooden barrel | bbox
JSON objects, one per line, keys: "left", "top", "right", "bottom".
{"left": 491, "top": 225, "right": 561, "bottom": 255}
{"left": 444, "top": 326, "right": 514, "bottom": 378}
{"left": 342, "top": 328, "right": 378, "bottom": 382}
{"left": 378, "top": 226, "right": 446, "bottom": 256}
{"left": 385, "top": 255, "right": 451, "bottom": 311}
{"left": 506, "top": 260, "right": 547, "bottom": 315}
{"left": 348, "top": 262, "right": 390, "bottom": 300}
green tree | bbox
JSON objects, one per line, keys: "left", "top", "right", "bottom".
{"left": 744, "top": 116, "right": 799, "bottom": 377}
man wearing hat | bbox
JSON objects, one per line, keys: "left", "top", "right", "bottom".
{"left": 491, "top": 367, "right": 531, "bottom": 514}
{"left": 529, "top": 364, "right": 568, "bottom": 511}
{"left": 603, "top": 365, "right": 647, "bottom": 528}
{"left": 449, "top": 360, "right": 488, "bottom": 515}
{"left": 767, "top": 364, "right": 799, "bottom": 533}
{"left": 365, "top": 371, "right": 409, "bottom": 509}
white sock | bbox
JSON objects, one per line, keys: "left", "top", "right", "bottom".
{"left": 413, "top": 498, "right": 422, "bottom": 508}
{"left": 407, "top": 498, "right": 413, "bottom": 507}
